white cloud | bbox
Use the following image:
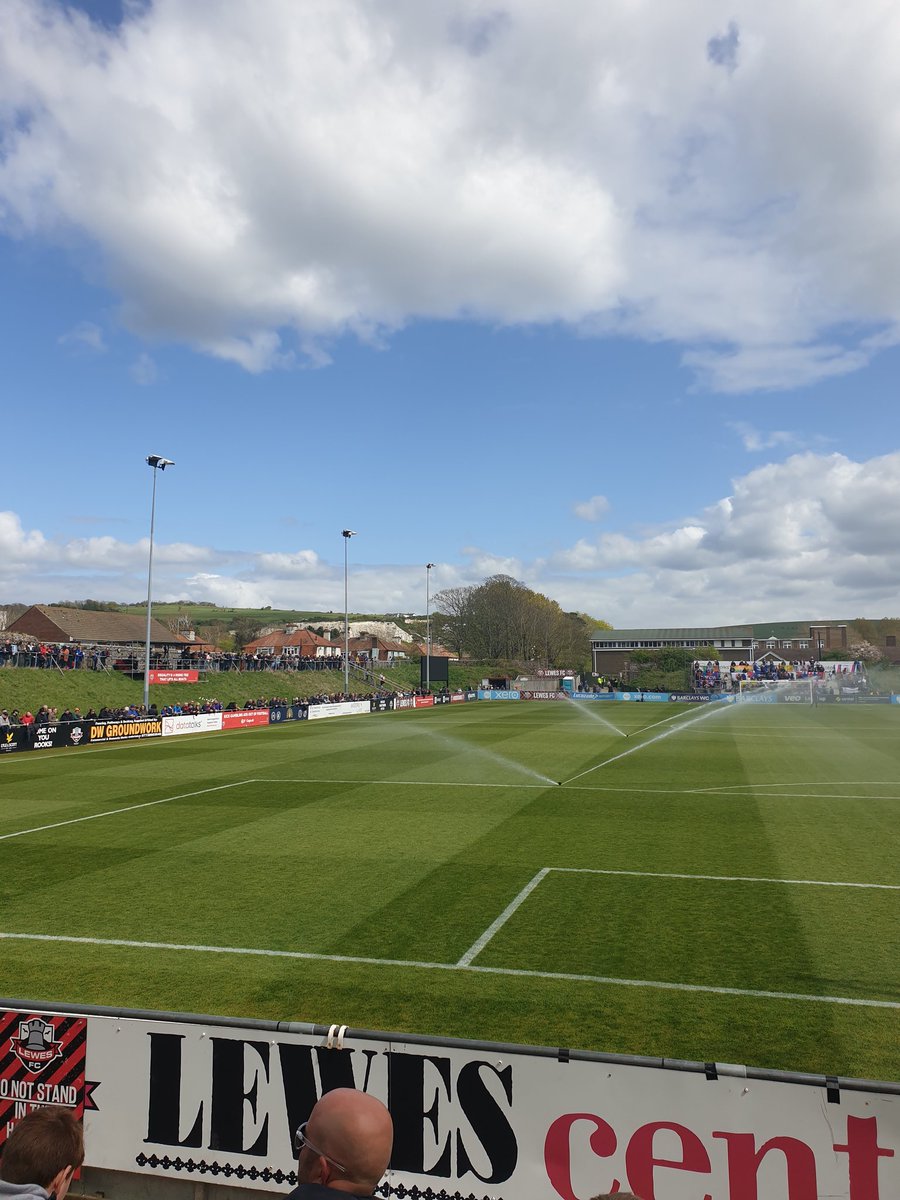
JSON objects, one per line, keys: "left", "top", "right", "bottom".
{"left": 539, "top": 451, "right": 900, "bottom": 623}
{"left": 130, "top": 351, "right": 158, "bottom": 385}
{"left": 3, "top": 1, "right": 900, "bottom": 389}
{"left": 184, "top": 574, "right": 274, "bottom": 609}
{"left": 728, "top": 422, "right": 798, "bottom": 452}
{"left": 58, "top": 320, "right": 106, "bottom": 352}
{"left": 573, "top": 495, "right": 610, "bottom": 521}
{"left": 3, "top": 450, "right": 900, "bottom": 626}
{"left": 255, "top": 550, "right": 326, "bottom": 578}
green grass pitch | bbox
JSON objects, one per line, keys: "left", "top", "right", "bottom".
{"left": 1, "top": 699, "right": 898, "bottom": 1081}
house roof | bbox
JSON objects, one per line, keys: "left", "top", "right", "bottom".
{"left": 8, "top": 604, "right": 187, "bottom": 645}
{"left": 348, "top": 636, "right": 409, "bottom": 652}
{"left": 750, "top": 620, "right": 850, "bottom": 638}
{"left": 243, "top": 628, "right": 333, "bottom": 651}
{"left": 592, "top": 620, "right": 861, "bottom": 643}
{"left": 591, "top": 625, "right": 753, "bottom": 642}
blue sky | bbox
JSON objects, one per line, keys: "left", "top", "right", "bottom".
{"left": 2, "top": 0, "right": 900, "bottom": 626}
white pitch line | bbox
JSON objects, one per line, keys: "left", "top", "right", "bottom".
{"left": 550, "top": 866, "right": 900, "bottom": 890}
{"left": 456, "top": 869, "right": 550, "bottom": 966}
{"left": 695, "top": 789, "right": 900, "bottom": 801}
{"left": 462, "top": 964, "right": 900, "bottom": 1010}
{"left": 666, "top": 732, "right": 878, "bottom": 740}
{"left": 0, "top": 931, "right": 446, "bottom": 971}
{"left": 560, "top": 783, "right": 900, "bottom": 800}
{"left": 258, "top": 777, "right": 900, "bottom": 802}
{"left": 0, "top": 929, "right": 896, "bottom": 1010}
{"left": 699, "top": 779, "right": 900, "bottom": 791}
{"left": 0, "top": 780, "right": 254, "bottom": 843}
{"left": 256, "top": 777, "right": 553, "bottom": 789}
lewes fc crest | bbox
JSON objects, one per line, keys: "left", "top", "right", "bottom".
{"left": 12, "top": 1017, "right": 64, "bottom": 1073}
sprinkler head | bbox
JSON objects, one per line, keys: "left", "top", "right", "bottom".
{"left": 557, "top": 780, "right": 562, "bottom": 786}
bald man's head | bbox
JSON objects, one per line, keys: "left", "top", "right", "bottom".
{"left": 297, "top": 1089, "right": 393, "bottom": 1194}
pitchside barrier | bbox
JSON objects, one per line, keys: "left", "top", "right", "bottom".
{"left": 0, "top": 1000, "right": 896, "bottom": 1200}
{"left": 477, "top": 690, "right": 737, "bottom": 703}
{"left": 3, "top": 687, "right": 897, "bottom": 756}
{"left": 0, "top": 693, "right": 481, "bottom": 755}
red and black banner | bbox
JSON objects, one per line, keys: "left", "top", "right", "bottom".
{"left": 221, "top": 709, "right": 270, "bottom": 729}
{"left": 0, "top": 1010, "right": 94, "bottom": 1147}
{"left": 148, "top": 670, "right": 199, "bottom": 684}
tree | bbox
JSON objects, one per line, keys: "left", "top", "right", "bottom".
{"left": 231, "top": 615, "right": 266, "bottom": 651}
{"left": 849, "top": 640, "right": 884, "bottom": 664}
{"left": 432, "top": 577, "right": 607, "bottom": 670}
{"left": 432, "top": 585, "right": 476, "bottom": 659}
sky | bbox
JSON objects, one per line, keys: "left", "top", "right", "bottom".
{"left": 2, "top": 0, "right": 900, "bottom": 628}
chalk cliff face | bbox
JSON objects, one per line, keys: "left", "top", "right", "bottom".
{"left": 288, "top": 619, "right": 415, "bottom": 644}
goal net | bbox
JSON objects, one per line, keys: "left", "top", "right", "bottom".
{"left": 737, "top": 678, "right": 815, "bottom": 704}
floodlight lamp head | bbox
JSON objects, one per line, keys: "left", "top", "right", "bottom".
{"left": 426, "top": 562, "right": 435, "bottom": 569}
{"left": 342, "top": 529, "right": 356, "bottom": 538}
{"left": 146, "top": 455, "right": 175, "bottom": 471}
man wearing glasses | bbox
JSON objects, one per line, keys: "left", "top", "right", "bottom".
{"left": 289, "top": 1088, "right": 393, "bottom": 1199}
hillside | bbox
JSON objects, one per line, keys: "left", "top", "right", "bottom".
{"left": 0, "top": 659, "right": 491, "bottom": 716}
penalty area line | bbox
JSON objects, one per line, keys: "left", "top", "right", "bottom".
{"left": 550, "top": 866, "right": 900, "bottom": 890}
{"left": 456, "top": 869, "right": 550, "bottom": 966}
{"left": 0, "top": 930, "right": 896, "bottom": 1010}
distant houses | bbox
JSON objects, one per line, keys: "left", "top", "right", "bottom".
{"left": 241, "top": 628, "right": 340, "bottom": 659}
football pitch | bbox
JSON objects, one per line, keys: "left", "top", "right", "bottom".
{"left": 1, "top": 699, "right": 898, "bottom": 1082}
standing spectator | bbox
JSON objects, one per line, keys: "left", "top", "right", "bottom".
{"left": 0, "top": 1106, "right": 84, "bottom": 1200}
{"left": 287, "top": 1089, "right": 392, "bottom": 1199}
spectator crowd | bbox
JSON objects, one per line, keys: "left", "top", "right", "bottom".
{"left": 0, "top": 639, "right": 369, "bottom": 674}
{"left": 0, "top": 685, "right": 444, "bottom": 730}
{"left": 693, "top": 657, "right": 864, "bottom": 692}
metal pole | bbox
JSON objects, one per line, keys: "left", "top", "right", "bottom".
{"left": 342, "top": 530, "right": 356, "bottom": 694}
{"left": 425, "top": 563, "right": 434, "bottom": 692}
{"left": 143, "top": 456, "right": 174, "bottom": 712}
{"left": 143, "top": 467, "right": 158, "bottom": 711}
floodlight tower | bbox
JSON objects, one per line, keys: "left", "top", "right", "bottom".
{"left": 143, "top": 455, "right": 174, "bottom": 711}
{"left": 342, "top": 530, "right": 356, "bottom": 693}
{"left": 425, "top": 563, "right": 435, "bottom": 692}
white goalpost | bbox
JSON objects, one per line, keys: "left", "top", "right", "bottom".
{"left": 737, "top": 678, "right": 816, "bottom": 704}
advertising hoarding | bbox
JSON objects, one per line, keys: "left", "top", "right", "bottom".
{"left": 0, "top": 1002, "right": 895, "bottom": 1199}
{"left": 307, "top": 701, "right": 371, "bottom": 720}
{"left": 221, "top": 709, "right": 271, "bottom": 729}
{"left": 30, "top": 724, "right": 90, "bottom": 750}
{"left": 161, "top": 713, "right": 223, "bottom": 737}
{"left": 88, "top": 719, "right": 162, "bottom": 743}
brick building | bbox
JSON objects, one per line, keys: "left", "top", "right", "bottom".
{"left": 8, "top": 604, "right": 186, "bottom": 649}
{"left": 590, "top": 619, "right": 900, "bottom": 677}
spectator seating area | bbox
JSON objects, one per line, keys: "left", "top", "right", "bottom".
{"left": 693, "top": 657, "right": 864, "bottom": 692}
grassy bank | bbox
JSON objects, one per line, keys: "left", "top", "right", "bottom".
{"left": 0, "top": 659, "right": 488, "bottom": 715}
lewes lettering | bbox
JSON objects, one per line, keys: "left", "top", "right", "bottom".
{"left": 143, "top": 1035, "right": 517, "bottom": 1183}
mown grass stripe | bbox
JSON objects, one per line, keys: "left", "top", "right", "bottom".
{"left": 0, "top": 781, "right": 254, "bottom": 842}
